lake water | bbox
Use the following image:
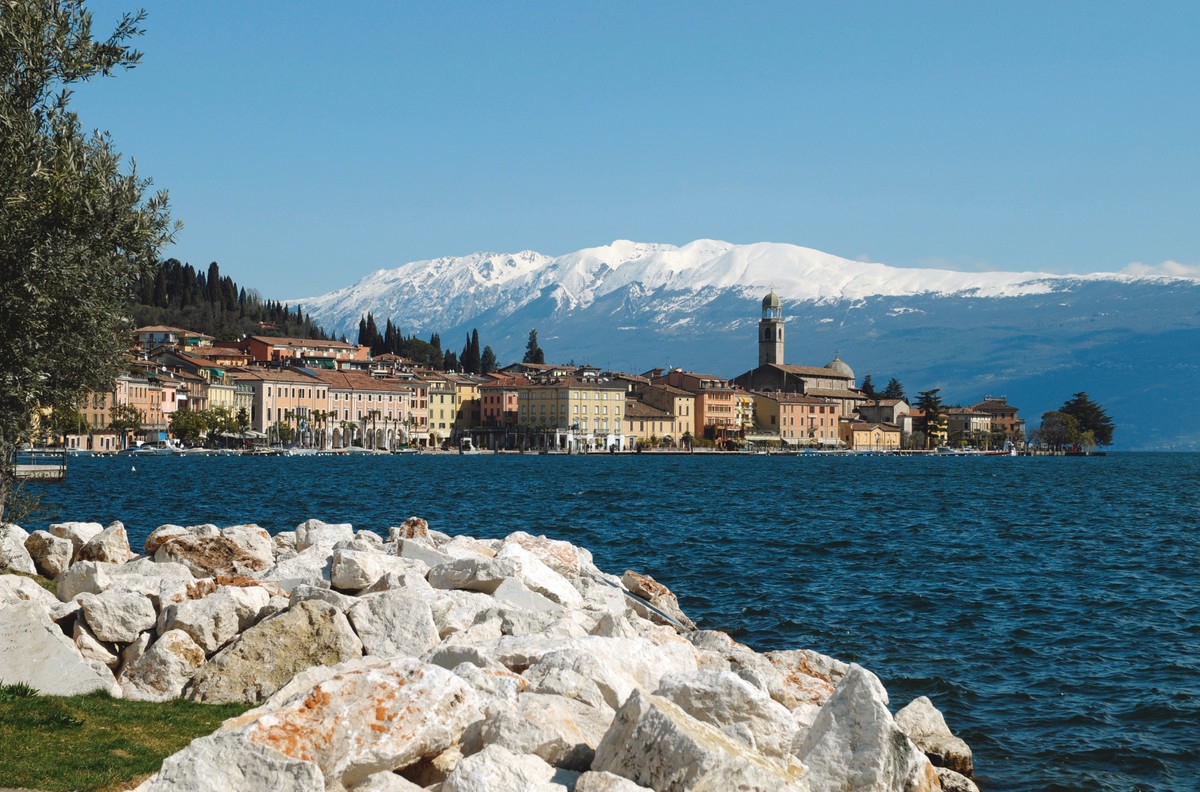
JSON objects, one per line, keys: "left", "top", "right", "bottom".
{"left": 20, "top": 452, "right": 1200, "bottom": 791}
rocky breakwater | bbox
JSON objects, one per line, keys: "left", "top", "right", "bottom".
{"left": 0, "top": 518, "right": 978, "bottom": 792}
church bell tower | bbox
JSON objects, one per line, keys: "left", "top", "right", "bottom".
{"left": 759, "top": 292, "right": 784, "bottom": 366}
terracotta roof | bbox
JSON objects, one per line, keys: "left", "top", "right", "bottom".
{"left": 804, "top": 388, "right": 867, "bottom": 400}
{"left": 847, "top": 422, "right": 900, "bottom": 432}
{"left": 770, "top": 364, "right": 854, "bottom": 380}
{"left": 312, "top": 370, "right": 416, "bottom": 392}
{"left": 247, "top": 335, "right": 358, "bottom": 349}
{"left": 753, "top": 392, "right": 832, "bottom": 405}
{"left": 643, "top": 384, "right": 693, "bottom": 397}
{"left": 134, "top": 325, "right": 189, "bottom": 334}
{"left": 624, "top": 399, "right": 672, "bottom": 419}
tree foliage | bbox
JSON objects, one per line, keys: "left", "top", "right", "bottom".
{"left": 523, "top": 329, "right": 545, "bottom": 364}
{"left": 914, "top": 388, "right": 947, "bottom": 449}
{"left": 1034, "top": 410, "right": 1080, "bottom": 450}
{"left": 882, "top": 378, "right": 907, "bottom": 402}
{"left": 133, "top": 259, "right": 328, "bottom": 342}
{"left": 1, "top": 1, "right": 176, "bottom": 519}
{"left": 355, "top": 312, "right": 447, "bottom": 368}
{"left": 860, "top": 375, "right": 876, "bottom": 400}
{"left": 1058, "top": 392, "right": 1114, "bottom": 445}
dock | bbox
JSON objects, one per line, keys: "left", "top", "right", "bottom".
{"left": 11, "top": 450, "right": 67, "bottom": 482}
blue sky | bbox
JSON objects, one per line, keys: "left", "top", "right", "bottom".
{"left": 71, "top": 1, "right": 1199, "bottom": 297}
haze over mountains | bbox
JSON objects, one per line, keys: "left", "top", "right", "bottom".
{"left": 296, "top": 241, "right": 1200, "bottom": 450}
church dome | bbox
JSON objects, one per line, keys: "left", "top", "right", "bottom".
{"left": 762, "top": 292, "right": 781, "bottom": 310}
{"left": 825, "top": 355, "right": 855, "bottom": 380}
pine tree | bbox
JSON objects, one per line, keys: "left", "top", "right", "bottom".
{"left": 914, "top": 389, "right": 946, "bottom": 449}
{"left": 523, "top": 329, "right": 545, "bottom": 364}
{"left": 860, "top": 375, "right": 877, "bottom": 400}
{"left": 480, "top": 345, "right": 497, "bottom": 375}
{"left": 1058, "top": 392, "right": 1115, "bottom": 445}
{"left": 882, "top": 378, "right": 907, "bottom": 402}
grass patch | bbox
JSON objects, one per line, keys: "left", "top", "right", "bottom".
{"left": 0, "top": 684, "right": 251, "bottom": 791}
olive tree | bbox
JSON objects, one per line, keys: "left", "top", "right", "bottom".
{"left": 1, "top": 2, "right": 176, "bottom": 521}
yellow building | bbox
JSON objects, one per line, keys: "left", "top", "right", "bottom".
{"left": 634, "top": 384, "right": 695, "bottom": 445}
{"left": 623, "top": 399, "right": 675, "bottom": 447}
{"left": 841, "top": 421, "right": 902, "bottom": 451}
{"left": 517, "top": 376, "right": 627, "bottom": 450}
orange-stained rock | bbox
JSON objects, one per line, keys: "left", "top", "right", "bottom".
{"left": 241, "top": 656, "right": 479, "bottom": 789}
{"left": 621, "top": 570, "right": 697, "bottom": 631}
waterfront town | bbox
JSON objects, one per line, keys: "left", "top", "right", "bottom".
{"left": 43, "top": 294, "right": 1024, "bottom": 455}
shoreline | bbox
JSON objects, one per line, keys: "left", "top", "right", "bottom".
{"left": 1, "top": 517, "right": 978, "bottom": 791}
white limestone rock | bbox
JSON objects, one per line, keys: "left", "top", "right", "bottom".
{"left": 75, "top": 521, "right": 133, "bottom": 564}
{"left": 592, "top": 689, "right": 808, "bottom": 791}
{"left": 766, "top": 648, "right": 848, "bottom": 721}
{"left": 158, "top": 587, "right": 243, "bottom": 654}
{"left": 507, "top": 635, "right": 700, "bottom": 710}
{"left": 0, "top": 601, "right": 118, "bottom": 696}
{"left": 428, "top": 555, "right": 520, "bottom": 594}
{"left": 655, "top": 670, "right": 799, "bottom": 759}
{"left": 502, "top": 531, "right": 588, "bottom": 578}
{"left": 73, "top": 617, "right": 119, "bottom": 669}
{"left": 347, "top": 590, "right": 440, "bottom": 659}
{"left": 462, "top": 691, "right": 612, "bottom": 771}
{"left": 429, "top": 589, "right": 497, "bottom": 638}
{"left": 936, "top": 767, "right": 981, "bottom": 792}
{"left": 78, "top": 589, "right": 157, "bottom": 643}
{"left": 222, "top": 523, "right": 275, "bottom": 562}
{"left": 24, "top": 530, "right": 73, "bottom": 578}
{"left": 687, "top": 630, "right": 795, "bottom": 710}
{"left": 290, "top": 583, "right": 360, "bottom": 612}
{"left": 449, "top": 661, "right": 528, "bottom": 704}
{"left": 119, "top": 628, "right": 207, "bottom": 701}
{"left": 48, "top": 521, "right": 104, "bottom": 556}
{"left": 495, "top": 543, "right": 583, "bottom": 608}
{"left": 272, "top": 530, "right": 298, "bottom": 554}
{"left": 0, "top": 572, "right": 58, "bottom": 610}
{"left": 226, "top": 656, "right": 479, "bottom": 790}
{"left": 424, "top": 642, "right": 507, "bottom": 674}
{"left": 0, "top": 524, "right": 36, "bottom": 574}
{"left": 262, "top": 543, "right": 338, "bottom": 593}
{"left": 331, "top": 548, "right": 429, "bottom": 591}
{"left": 294, "top": 518, "right": 355, "bottom": 551}
{"left": 795, "top": 664, "right": 940, "bottom": 792}
{"left": 144, "top": 523, "right": 211, "bottom": 554}
{"left": 120, "top": 630, "right": 153, "bottom": 672}
{"left": 895, "top": 695, "right": 975, "bottom": 778}
{"left": 396, "top": 537, "right": 451, "bottom": 568}
{"left": 56, "top": 560, "right": 115, "bottom": 602}
{"left": 361, "top": 568, "right": 436, "bottom": 597}
{"left": 492, "top": 577, "right": 563, "bottom": 614}
{"left": 441, "top": 744, "right": 579, "bottom": 792}
{"left": 438, "top": 535, "right": 497, "bottom": 560}
{"left": 574, "top": 771, "right": 653, "bottom": 792}
{"left": 351, "top": 771, "right": 425, "bottom": 791}
{"left": 187, "top": 599, "right": 364, "bottom": 704}
{"left": 522, "top": 662, "right": 611, "bottom": 711}
{"left": 135, "top": 731, "right": 324, "bottom": 791}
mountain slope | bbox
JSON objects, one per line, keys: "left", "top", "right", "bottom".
{"left": 296, "top": 241, "right": 1200, "bottom": 450}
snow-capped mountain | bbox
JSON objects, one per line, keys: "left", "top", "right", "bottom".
{"left": 296, "top": 240, "right": 1200, "bottom": 450}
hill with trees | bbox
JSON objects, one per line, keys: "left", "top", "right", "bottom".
{"left": 131, "top": 259, "right": 330, "bottom": 342}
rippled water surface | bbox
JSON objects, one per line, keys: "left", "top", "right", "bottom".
{"left": 23, "top": 452, "right": 1200, "bottom": 790}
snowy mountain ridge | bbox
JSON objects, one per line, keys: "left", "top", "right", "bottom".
{"left": 296, "top": 239, "right": 1191, "bottom": 339}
